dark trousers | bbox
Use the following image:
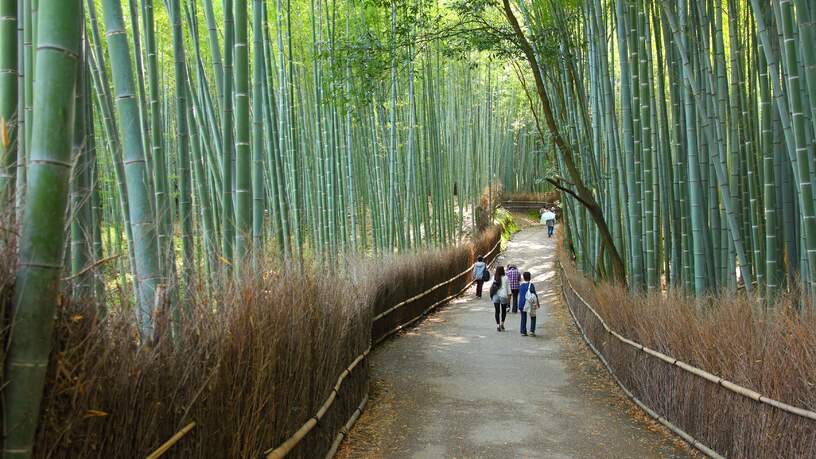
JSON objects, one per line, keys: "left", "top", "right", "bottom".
{"left": 511, "top": 289, "right": 520, "bottom": 313}
{"left": 547, "top": 224, "right": 554, "bottom": 237}
{"left": 494, "top": 303, "right": 507, "bottom": 324}
{"left": 530, "top": 315, "right": 537, "bottom": 333}
{"left": 475, "top": 280, "right": 484, "bottom": 298}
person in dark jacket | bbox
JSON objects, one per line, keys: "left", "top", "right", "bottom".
{"left": 489, "top": 266, "right": 508, "bottom": 331}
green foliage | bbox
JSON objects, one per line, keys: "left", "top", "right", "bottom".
{"left": 493, "top": 207, "right": 519, "bottom": 243}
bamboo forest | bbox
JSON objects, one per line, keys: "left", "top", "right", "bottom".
{"left": 0, "top": 0, "right": 814, "bottom": 458}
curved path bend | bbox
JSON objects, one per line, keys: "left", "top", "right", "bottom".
{"left": 339, "top": 226, "right": 693, "bottom": 458}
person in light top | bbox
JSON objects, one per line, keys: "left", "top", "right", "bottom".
{"left": 542, "top": 209, "right": 557, "bottom": 237}
{"left": 472, "top": 256, "right": 488, "bottom": 298}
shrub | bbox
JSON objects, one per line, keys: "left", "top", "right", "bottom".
{"left": 493, "top": 208, "right": 518, "bottom": 241}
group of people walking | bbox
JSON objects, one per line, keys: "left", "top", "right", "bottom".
{"left": 472, "top": 259, "right": 540, "bottom": 335}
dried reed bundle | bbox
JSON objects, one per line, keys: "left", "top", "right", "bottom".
{"left": 560, "top": 250, "right": 816, "bottom": 458}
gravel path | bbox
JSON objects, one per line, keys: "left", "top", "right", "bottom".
{"left": 339, "top": 226, "right": 694, "bottom": 458}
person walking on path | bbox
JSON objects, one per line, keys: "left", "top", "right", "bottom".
{"left": 489, "top": 266, "right": 509, "bottom": 331}
{"left": 472, "top": 256, "right": 489, "bottom": 298}
{"left": 542, "top": 209, "right": 557, "bottom": 238}
{"left": 507, "top": 265, "right": 521, "bottom": 313}
{"left": 519, "top": 272, "right": 540, "bottom": 336}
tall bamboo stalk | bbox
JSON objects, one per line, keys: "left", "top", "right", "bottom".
{"left": 2, "top": 2, "right": 81, "bottom": 456}
{"left": 101, "top": 0, "right": 161, "bottom": 336}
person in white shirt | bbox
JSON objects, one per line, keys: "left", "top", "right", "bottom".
{"left": 542, "top": 209, "right": 557, "bottom": 237}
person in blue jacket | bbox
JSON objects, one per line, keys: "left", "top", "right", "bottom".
{"left": 519, "top": 272, "right": 539, "bottom": 336}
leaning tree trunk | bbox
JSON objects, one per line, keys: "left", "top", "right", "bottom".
{"left": 2, "top": 1, "right": 81, "bottom": 456}
{"left": 501, "top": 0, "right": 626, "bottom": 283}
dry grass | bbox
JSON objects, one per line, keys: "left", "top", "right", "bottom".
{"left": 0, "top": 219, "right": 502, "bottom": 458}
{"left": 25, "top": 264, "right": 371, "bottom": 458}
{"left": 370, "top": 225, "right": 501, "bottom": 343}
{"left": 503, "top": 190, "right": 560, "bottom": 203}
{"left": 560, "top": 252, "right": 816, "bottom": 458}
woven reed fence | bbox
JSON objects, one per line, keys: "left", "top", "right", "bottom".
{"left": 560, "top": 263, "right": 816, "bottom": 458}
{"left": 260, "top": 232, "right": 503, "bottom": 459}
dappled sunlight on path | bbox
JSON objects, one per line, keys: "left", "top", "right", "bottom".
{"left": 338, "top": 225, "right": 694, "bottom": 458}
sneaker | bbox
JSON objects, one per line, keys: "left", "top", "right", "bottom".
{"left": 500, "top": 324, "right": 505, "bottom": 331}
{"left": 497, "top": 325, "right": 501, "bottom": 332}
{"left": 521, "top": 333, "right": 528, "bottom": 336}
{"left": 530, "top": 332, "right": 536, "bottom": 336}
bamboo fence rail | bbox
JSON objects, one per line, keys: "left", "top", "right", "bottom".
{"left": 373, "top": 238, "right": 502, "bottom": 344}
{"left": 324, "top": 393, "right": 369, "bottom": 459}
{"left": 265, "top": 235, "right": 504, "bottom": 458}
{"left": 559, "top": 263, "right": 816, "bottom": 457}
{"left": 145, "top": 422, "right": 197, "bottom": 459}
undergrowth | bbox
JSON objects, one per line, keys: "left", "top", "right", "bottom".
{"left": 0, "top": 221, "right": 503, "bottom": 458}
{"left": 560, "top": 250, "right": 816, "bottom": 458}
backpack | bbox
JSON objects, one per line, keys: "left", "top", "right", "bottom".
{"left": 524, "top": 283, "right": 540, "bottom": 315}
{"left": 481, "top": 267, "right": 491, "bottom": 281}
{"left": 489, "top": 281, "right": 499, "bottom": 299}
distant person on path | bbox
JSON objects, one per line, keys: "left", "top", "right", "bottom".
{"left": 519, "top": 272, "right": 539, "bottom": 336}
{"left": 472, "top": 256, "right": 489, "bottom": 298}
{"left": 489, "top": 266, "right": 509, "bottom": 331}
{"left": 542, "top": 209, "right": 557, "bottom": 238}
{"left": 507, "top": 265, "right": 521, "bottom": 313}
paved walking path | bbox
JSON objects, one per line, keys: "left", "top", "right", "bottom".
{"left": 339, "top": 226, "right": 693, "bottom": 458}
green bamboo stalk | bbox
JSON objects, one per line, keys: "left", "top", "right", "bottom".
{"left": 2, "top": 2, "right": 81, "bottom": 456}
{"left": 203, "top": 0, "right": 223, "bottom": 110}
{"left": 251, "top": 0, "right": 264, "bottom": 258}
{"left": 70, "top": 38, "right": 93, "bottom": 299}
{"left": 233, "top": 0, "right": 250, "bottom": 261}
{"left": 141, "top": 0, "right": 172, "bottom": 277}
{"left": 221, "top": 0, "right": 235, "bottom": 263}
{"left": 101, "top": 0, "right": 161, "bottom": 336}
{"left": 169, "top": 0, "right": 193, "bottom": 288}
{"left": 0, "top": 0, "right": 17, "bottom": 209}
{"left": 610, "top": 0, "right": 640, "bottom": 287}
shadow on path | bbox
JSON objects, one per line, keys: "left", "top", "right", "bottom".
{"left": 338, "top": 226, "right": 694, "bottom": 458}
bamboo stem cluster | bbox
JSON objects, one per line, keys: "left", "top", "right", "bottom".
{"left": 520, "top": 0, "right": 816, "bottom": 302}
{"left": 0, "top": 3, "right": 549, "bottom": 456}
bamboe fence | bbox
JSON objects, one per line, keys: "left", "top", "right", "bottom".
{"left": 560, "top": 263, "right": 816, "bottom": 457}
{"left": 262, "top": 235, "right": 503, "bottom": 458}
